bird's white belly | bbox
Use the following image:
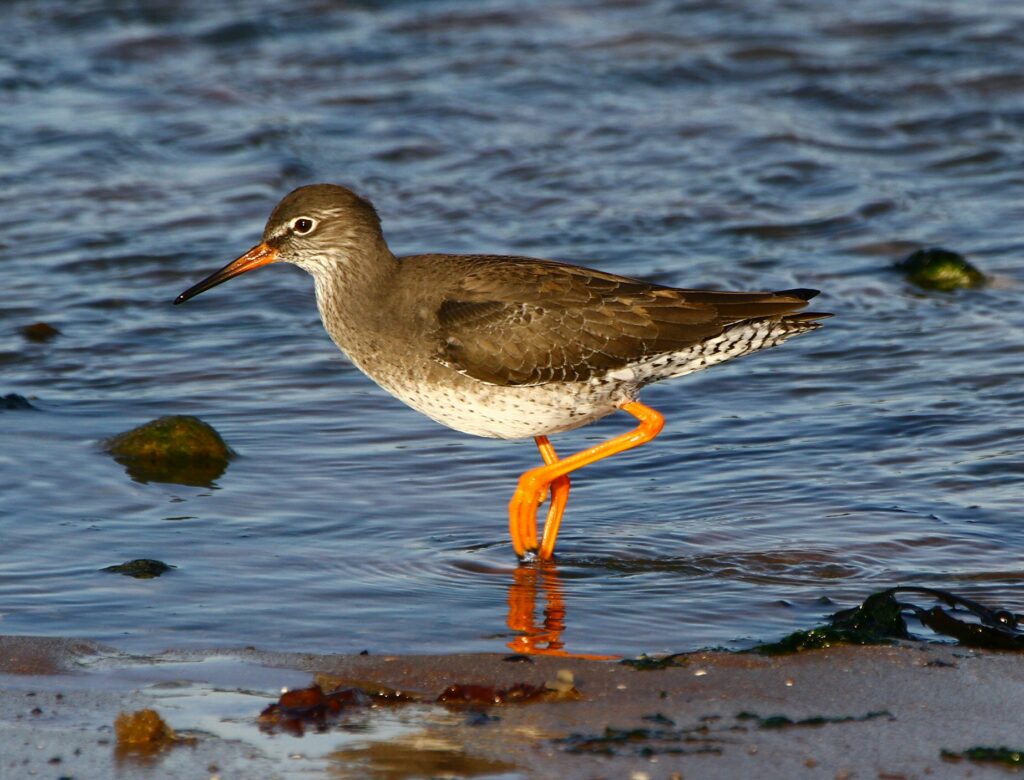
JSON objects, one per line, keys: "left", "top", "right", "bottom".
{"left": 371, "top": 371, "right": 627, "bottom": 440}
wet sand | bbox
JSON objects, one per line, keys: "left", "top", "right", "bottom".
{"left": 2, "top": 634, "right": 1021, "bottom": 779}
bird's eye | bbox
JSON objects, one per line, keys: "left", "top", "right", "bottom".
{"left": 291, "top": 217, "right": 317, "bottom": 235}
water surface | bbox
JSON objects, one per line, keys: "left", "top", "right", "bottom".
{"left": 2, "top": 0, "right": 1022, "bottom": 657}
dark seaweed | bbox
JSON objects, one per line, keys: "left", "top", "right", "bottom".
{"left": 620, "top": 652, "right": 688, "bottom": 670}
{"left": 738, "top": 710, "right": 893, "bottom": 729}
{"left": 555, "top": 725, "right": 723, "bottom": 757}
{"left": 754, "top": 587, "right": 1024, "bottom": 655}
{"left": 942, "top": 746, "right": 1024, "bottom": 766}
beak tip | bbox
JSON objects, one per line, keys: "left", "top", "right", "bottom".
{"left": 173, "top": 242, "right": 276, "bottom": 309}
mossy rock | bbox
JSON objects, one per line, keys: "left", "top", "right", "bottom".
{"left": 896, "top": 247, "right": 985, "bottom": 291}
{"left": 105, "top": 415, "right": 233, "bottom": 486}
{"left": 22, "top": 322, "right": 61, "bottom": 342}
{"left": 102, "top": 559, "right": 175, "bottom": 579}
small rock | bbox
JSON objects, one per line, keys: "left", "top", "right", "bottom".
{"left": 895, "top": 247, "right": 985, "bottom": 291}
{"left": 114, "top": 708, "right": 179, "bottom": 753}
{"left": 22, "top": 322, "right": 61, "bottom": 342}
{"left": 102, "top": 559, "right": 175, "bottom": 579}
{"left": 1, "top": 394, "right": 35, "bottom": 411}
{"left": 104, "top": 415, "right": 233, "bottom": 486}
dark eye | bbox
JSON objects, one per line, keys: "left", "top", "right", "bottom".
{"left": 292, "top": 217, "right": 316, "bottom": 235}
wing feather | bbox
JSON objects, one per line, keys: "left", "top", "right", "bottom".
{"left": 428, "top": 257, "right": 815, "bottom": 386}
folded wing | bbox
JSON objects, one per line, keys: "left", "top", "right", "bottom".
{"left": 431, "top": 257, "right": 820, "bottom": 386}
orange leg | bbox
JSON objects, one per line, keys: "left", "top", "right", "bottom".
{"left": 508, "top": 400, "right": 665, "bottom": 560}
{"left": 534, "top": 435, "right": 571, "bottom": 555}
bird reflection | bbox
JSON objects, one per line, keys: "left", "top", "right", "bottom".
{"left": 506, "top": 561, "right": 618, "bottom": 660}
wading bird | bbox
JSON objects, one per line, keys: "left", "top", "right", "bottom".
{"left": 176, "top": 184, "right": 828, "bottom": 560}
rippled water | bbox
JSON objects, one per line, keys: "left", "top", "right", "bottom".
{"left": 2, "top": 0, "right": 1022, "bottom": 657}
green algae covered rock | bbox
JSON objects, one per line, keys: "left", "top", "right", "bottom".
{"left": 102, "top": 559, "right": 176, "bottom": 579}
{"left": 896, "top": 247, "right": 986, "bottom": 291}
{"left": 105, "top": 415, "right": 233, "bottom": 486}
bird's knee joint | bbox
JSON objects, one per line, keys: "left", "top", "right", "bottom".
{"left": 518, "top": 471, "right": 545, "bottom": 493}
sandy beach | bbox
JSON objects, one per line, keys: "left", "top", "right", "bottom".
{"left": 3, "top": 634, "right": 1022, "bottom": 779}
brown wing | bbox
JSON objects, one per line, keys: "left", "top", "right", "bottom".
{"left": 431, "top": 257, "right": 817, "bottom": 386}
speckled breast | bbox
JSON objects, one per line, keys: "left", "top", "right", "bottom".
{"left": 355, "top": 356, "right": 632, "bottom": 440}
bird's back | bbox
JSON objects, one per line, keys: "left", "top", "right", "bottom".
{"left": 392, "top": 253, "right": 827, "bottom": 388}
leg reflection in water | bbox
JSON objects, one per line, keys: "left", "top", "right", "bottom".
{"left": 506, "top": 562, "right": 618, "bottom": 660}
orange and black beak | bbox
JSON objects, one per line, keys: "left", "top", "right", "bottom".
{"left": 174, "top": 242, "right": 279, "bottom": 305}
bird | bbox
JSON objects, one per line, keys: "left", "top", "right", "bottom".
{"left": 175, "top": 184, "right": 829, "bottom": 561}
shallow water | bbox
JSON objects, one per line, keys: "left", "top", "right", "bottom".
{"left": 2, "top": 0, "right": 1023, "bottom": 658}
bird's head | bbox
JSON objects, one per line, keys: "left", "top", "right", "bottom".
{"left": 174, "top": 184, "right": 385, "bottom": 304}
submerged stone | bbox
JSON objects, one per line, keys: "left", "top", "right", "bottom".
{"left": 104, "top": 415, "right": 233, "bottom": 486}
{"left": 896, "top": 247, "right": 985, "bottom": 291}
{"left": 1, "top": 393, "right": 35, "bottom": 411}
{"left": 102, "top": 559, "right": 175, "bottom": 579}
{"left": 21, "top": 322, "right": 61, "bottom": 342}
